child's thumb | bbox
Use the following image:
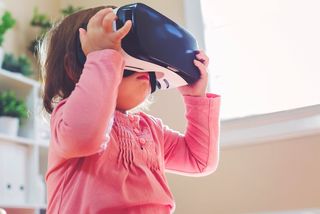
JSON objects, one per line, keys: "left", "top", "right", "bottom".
{"left": 79, "top": 28, "right": 87, "bottom": 51}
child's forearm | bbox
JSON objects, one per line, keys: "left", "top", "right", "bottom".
{"left": 164, "top": 93, "right": 221, "bottom": 176}
{"left": 51, "top": 49, "right": 124, "bottom": 158}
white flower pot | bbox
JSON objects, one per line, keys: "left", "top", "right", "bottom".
{"left": 0, "top": 116, "right": 19, "bottom": 137}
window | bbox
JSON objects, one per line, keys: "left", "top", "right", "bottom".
{"left": 184, "top": 0, "right": 320, "bottom": 145}
{"left": 196, "top": 0, "right": 320, "bottom": 119}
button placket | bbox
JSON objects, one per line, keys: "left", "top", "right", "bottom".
{"left": 138, "top": 137, "right": 146, "bottom": 150}
{"left": 133, "top": 128, "right": 140, "bottom": 135}
{"left": 139, "top": 138, "right": 146, "bottom": 145}
{"left": 128, "top": 114, "right": 140, "bottom": 128}
{"left": 128, "top": 114, "right": 135, "bottom": 122}
{"left": 127, "top": 114, "right": 145, "bottom": 150}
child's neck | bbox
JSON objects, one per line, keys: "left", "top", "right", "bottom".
{"left": 116, "top": 108, "right": 128, "bottom": 114}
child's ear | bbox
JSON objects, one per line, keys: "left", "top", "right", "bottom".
{"left": 64, "top": 54, "right": 77, "bottom": 83}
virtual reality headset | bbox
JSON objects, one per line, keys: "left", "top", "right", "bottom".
{"left": 77, "top": 3, "right": 200, "bottom": 93}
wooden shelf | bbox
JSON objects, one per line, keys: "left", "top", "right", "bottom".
{"left": 0, "top": 203, "right": 46, "bottom": 210}
{"left": 0, "top": 133, "right": 34, "bottom": 146}
{"left": 0, "top": 68, "right": 47, "bottom": 212}
{"left": 37, "top": 139, "right": 49, "bottom": 148}
{"left": 0, "top": 69, "right": 39, "bottom": 88}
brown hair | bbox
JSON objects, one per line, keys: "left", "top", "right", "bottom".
{"left": 39, "top": 6, "right": 116, "bottom": 114}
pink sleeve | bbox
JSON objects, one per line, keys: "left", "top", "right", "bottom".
{"left": 50, "top": 49, "right": 124, "bottom": 159}
{"left": 163, "top": 93, "right": 221, "bottom": 176}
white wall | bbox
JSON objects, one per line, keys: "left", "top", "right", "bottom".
{"left": 169, "top": 134, "right": 320, "bottom": 214}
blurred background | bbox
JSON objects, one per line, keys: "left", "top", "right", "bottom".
{"left": 0, "top": 0, "right": 319, "bottom": 213}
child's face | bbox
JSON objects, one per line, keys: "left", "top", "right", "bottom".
{"left": 116, "top": 72, "right": 151, "bottom": 111}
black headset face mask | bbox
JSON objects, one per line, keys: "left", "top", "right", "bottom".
{"left": 123, "top": 69, "right": 135, "bottom": 77}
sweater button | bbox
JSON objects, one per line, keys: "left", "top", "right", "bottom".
{"left": 128, "top": 114, "right": 135, "bottom": 122}
{"left": 134, "top": 128, "right": 140, "bottom": 134}
{"left": 139, "top": 138, "right": 146, "bottom": 145}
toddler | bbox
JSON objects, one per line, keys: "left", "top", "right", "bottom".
{"left": 40, "top": 6, "right": 220, "bottom": 214}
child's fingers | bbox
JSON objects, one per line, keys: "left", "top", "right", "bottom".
{"left": 79, "top": 28, "right": 87, "bottom": 39}
{"left": 79, "top": 28, "right": 88, "bottom": 55}
{"left": 194, "top": 59, "right": 208, "bottom": 76}
{"left": 196, "top": 51, "right": 209, "bottom": 67}
{"left": 114, "top": 20, "right": 132, "bottom": 40}
{"left": 196, "top": 53, "right": 208, "bottom": 62}
{"left": 91, "top": 8, "right": 113, "bottom": 27}
{"left": 102, "top": 12, "right": 118, "bottom": 32}
{"left": 196, "top": 55, "right": 209, "bottom": 67}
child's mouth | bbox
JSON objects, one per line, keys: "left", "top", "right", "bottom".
{"left": 137, "top": 74, "right": 150, "bottom": 81}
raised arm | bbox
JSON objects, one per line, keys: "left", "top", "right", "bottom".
{"left": 51, "top": 50, "right": 124, "bottom": 158}
{"left": 50, "top": 8, "right": 132, "bottom": 159}
{"left": 163, "top": 94, "right": 220, "bottom": 176}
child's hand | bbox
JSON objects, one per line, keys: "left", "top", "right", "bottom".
{"left": 178, "top": 50, "right": 209, "bottom": 97}
{"left": 79, "top": 8, "right": 132, "bottom": 55}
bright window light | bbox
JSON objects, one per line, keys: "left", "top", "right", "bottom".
{"left": 200, "top": 0, "right": 320, "bottom": 119}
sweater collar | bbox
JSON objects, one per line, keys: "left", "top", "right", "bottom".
{"left": 114, "top": 110, "right": 140, "bottom": 126}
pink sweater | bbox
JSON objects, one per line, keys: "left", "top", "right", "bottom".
{"left": 46, "top": 50, "right": 220, "bottom": 214}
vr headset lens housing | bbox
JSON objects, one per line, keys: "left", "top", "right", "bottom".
{"left": 76, "top": 3, "right": 200, "bottom": 93}
{"left": 114, "top": 3, "right": 200, "bottom": 92}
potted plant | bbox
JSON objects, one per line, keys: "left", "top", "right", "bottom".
{"left": 2, "top": 53, "right": 33, "bottom": 77}
{"left": 29, "top": 5, "right": 82, "bottom": 55}
{"left": 28, "top": 8, "right": 52, "bottom": 55}
{"left": 0, "top": 91, "right": 28, "bottom": 137}
{"left": 61, "top": 5, "right": 83, "bottom": 16}
{"left": 0, "top": 11, "right": 16, "bottom": 66}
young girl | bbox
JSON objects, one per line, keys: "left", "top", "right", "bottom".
{"left": 41, "top": 5, "right": 220, "bottom": 214}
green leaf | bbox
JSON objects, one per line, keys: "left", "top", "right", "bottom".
{"left": 2, "top": 53, "right": 33, "bottom": 77}
{"left": 61, "top": 5, "right": 83, "bottom": 16}
{"left": 0, "top": 91, "right": 28, "bottom": 119}
{"left": 30, "top": 8, "right": 52, "bottom": 29}
{"left": 0, "top": 11, "right": 16, "bottom": 46}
